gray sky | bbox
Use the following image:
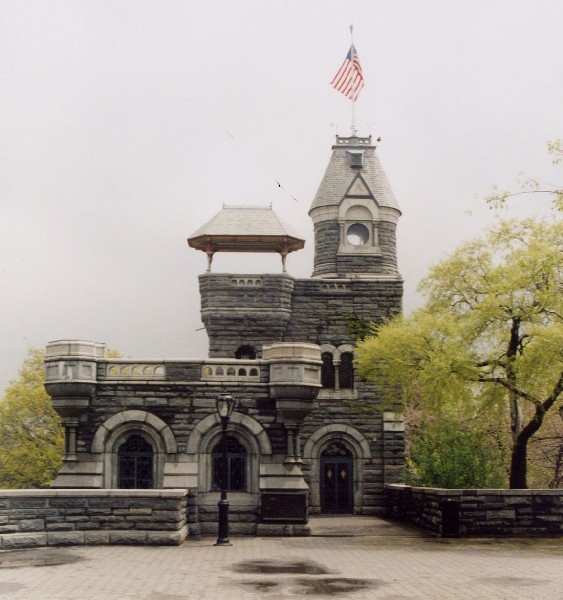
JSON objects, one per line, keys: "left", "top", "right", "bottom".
{"left": 1, "top": 0, "right": 561, "bottom": 393}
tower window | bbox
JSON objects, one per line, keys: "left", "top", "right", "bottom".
{"left": 339, "top": 353, "right": 355, "bottom": 389}
{"left": 346, "top": 223, "right": 369, "bottom": 246}
{"left": 321, "top": 352, "right": 335, "bottom": 388}
{"left": 347, "top": 151, "right": 363, "bottom": 168}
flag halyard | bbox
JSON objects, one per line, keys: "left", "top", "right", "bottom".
{"left": 330, "top": 44, "right": 364, "bottom": 101}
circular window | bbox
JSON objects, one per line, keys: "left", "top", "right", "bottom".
{"left": 346, "top": 223, "right": 369, "bottom": 246}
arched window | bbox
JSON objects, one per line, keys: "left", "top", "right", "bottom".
{"left": 346, "top": 223, "right": 369, "bottom": 246}
{"left": 118, "top": 434, "right": 154, "bottom": 489}
{"left": 339, "top": 352, "right": 354, "bottom": 389}
{"left": 323, "top": 441, "right": 353, "bottom": 457}
{"left": 321, "top": 352, "right": 335, "bottom": 388}
{"left": 212, "top": 436, "right": 247, "bottom": 491}
{"left": 235, "top": 345, "right": 256, "bottom": 360}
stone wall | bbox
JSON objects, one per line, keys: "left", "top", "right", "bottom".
{"left": 312, "top": 221, "right": 399, "bottom": 278}
{"left": 199, "top": 273, "right": 294, "bottom": 357}
{"left": 385, "top": 484, "right": 563, "bottom": 536}
{"left": 285, "top": 278, "right": 403, "bottom": 343}
{"left": 0, "top": 490, "right": 189, "bottom": 548}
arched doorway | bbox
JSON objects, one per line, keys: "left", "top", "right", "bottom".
{"left": 320, "top": 441, "right": 353, "bottom": 513}
{"left": 118, "top": 434, "right": 154, "bottom": 489}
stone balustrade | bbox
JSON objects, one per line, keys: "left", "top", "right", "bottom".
{"left": 201, "top": 360, "right": 261, "bottom": 381}
{"left": 103, "top": 362, "right": 166, "bottom": 380}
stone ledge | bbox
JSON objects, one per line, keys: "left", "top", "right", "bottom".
{"left": 0, "top": 489, "right": 189, "bottom": 498}
{"left": 256, "top": 524, "right": 311, "bottom": 537}
{"left": 385, "top": 485, "right": 563, "bottom": 497}
{"left": 0, "top": 527, "right": 188, "bottom": 548}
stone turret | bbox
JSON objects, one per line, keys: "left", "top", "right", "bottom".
{"left": 309, "top": 135, "right": 401, "bottom": 278}
{"left": 188, "top": 205, "right": 305, "bottom": 358}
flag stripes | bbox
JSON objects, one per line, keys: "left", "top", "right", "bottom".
{"left": 330, "top": 45, "right": 364, "bottom": 101}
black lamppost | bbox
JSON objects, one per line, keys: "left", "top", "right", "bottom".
{"left": 214, "top": 393, "right": 237, "bottom": 546}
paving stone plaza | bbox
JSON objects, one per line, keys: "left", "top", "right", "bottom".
{"left": 1, "top": 516, "right": 561, "bottom": 599}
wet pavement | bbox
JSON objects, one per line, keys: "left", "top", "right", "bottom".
{"left": 0, "top": 516, "right": 561, "bottom": 599}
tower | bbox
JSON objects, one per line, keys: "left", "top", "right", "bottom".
{"left": 187, "top": 205, "right": 305, "bottom": 358}
{"left": 309, "top": 135, "right": 401, "bottom": 278}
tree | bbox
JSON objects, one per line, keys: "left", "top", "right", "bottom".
{"left": 406, "top": 415, "right": 506, "bottom": 489}
{"left": 527, "top": 407, "right": 563, "bottom": 488}
{"left": 357, "top": 219, "right": 563, "bottom": 489}
{"left": 486, "top": 139, "right": 563, "bottom": 212}
{"left": 0, "top": 348, "right": 63, "bottom": 488}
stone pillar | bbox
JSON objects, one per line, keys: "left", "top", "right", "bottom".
{"left": 63, "top": 418, "right": 79, "bottom": 461}
{"left": 258, "top": 343, "right": 322, "bottom": 535}
{"left": 285, "top": 428, "right": 296, "bottom": 464}
{"left": 383, "top": 411, "right": 405, "bottom": 484}
{"left": 44, "top": 340, "right": 104, "bottom": 487}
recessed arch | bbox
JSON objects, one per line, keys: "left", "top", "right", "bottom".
{"left": 91, "top": 410, "right": 177, "bottom": 489}
{"left": 235, "top": 345, "right": 256, "bottom": 360}
{"left": 186, "top": 411, "right": 272, "bottom": 456}
{"left": 304, "top": 424, "right": 371, "bottom": 460}
{"left": 303, "top": 424, "right": 371, "bottom": 514}
{"left": 338, "top": 196, "right": 379, "bottom": 221}
{"left": 188, "top": 412, "right": 271, "bottom": 496}
{"left": 91, "top": 410, "right": 177, "bottom": 454}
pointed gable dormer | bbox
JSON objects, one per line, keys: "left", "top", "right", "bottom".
{"left": 309, "top": 135, "right": 401, "bottom": 278}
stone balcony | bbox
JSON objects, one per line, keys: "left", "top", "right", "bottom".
{"left": 44, "top": 341, "right": 319, "bottom": 390}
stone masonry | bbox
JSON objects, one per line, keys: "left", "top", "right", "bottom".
{"left": 44, "top": 134, "right": 406, "bottom": 536}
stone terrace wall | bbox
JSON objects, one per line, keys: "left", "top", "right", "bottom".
{"left": 385, "top": 484, "right": 562, "bottom": 536}
{"left": 0, "top": 489, "right": 190, "bottom": 549}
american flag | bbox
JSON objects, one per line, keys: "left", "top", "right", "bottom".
{"left": 330, "top": 44, "right": 364, "bottom": 101}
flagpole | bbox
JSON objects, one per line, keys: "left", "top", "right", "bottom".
{"left": 330, "top": 25, "right": 364, "bottom": 134}
{"left": 350, "top": 24, "right": 356, "bottom": 136}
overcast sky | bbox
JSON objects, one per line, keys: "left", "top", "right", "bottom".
{"left": 1, "top": 0, "right": 561, "bottom": 393}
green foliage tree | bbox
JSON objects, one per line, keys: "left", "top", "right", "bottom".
{"left": 357, "top": 218, "right": 563, "bottom": 489}
{"left": 406, "top": 416, "right": 506, "bottom": 488}
{"left": 0, "top": 348, "right": 63, "bottom": 488}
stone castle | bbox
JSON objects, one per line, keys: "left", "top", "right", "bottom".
{"left": 44, "top": 134, "right": 405, "bottom": 535}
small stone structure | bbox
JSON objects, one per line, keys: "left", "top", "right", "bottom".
{"left": 386, "top": 484, "right": 563, "bottom": 536}
{"left": 42, "top": 135, "right": 405, "bottom": 538}
{"left": 0, "top": 490, "right": 188, "bottom": 548}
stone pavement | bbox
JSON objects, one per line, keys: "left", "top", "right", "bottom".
{"left": 0, "top": 516, "right": 561, "bottom": 599}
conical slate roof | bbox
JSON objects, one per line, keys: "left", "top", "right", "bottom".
{"left": 188, "top": 205, "right": 305, "bottom": 254}
{"left": 309, "top": 136, "right": 400, "bottom": 213}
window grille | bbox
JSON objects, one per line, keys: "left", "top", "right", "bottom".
{"left": 212, "top": 435, "right": 247, "bottom": 491}
{"left": 118, "top": 434, "right": 154, "bottom": 489}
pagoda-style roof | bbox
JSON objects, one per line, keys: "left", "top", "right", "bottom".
{"left": 188, "top": 205, "right": 305, "bottom": 272}
{"left": 188, "top": 205, "right": 305, "bottom": 254}
{"left": 310, "top": 135, "right": 401, "bottom": 213}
